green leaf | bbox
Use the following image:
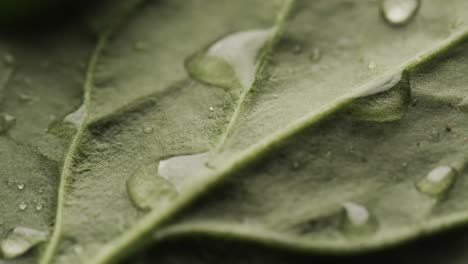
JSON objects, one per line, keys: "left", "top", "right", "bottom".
{"left": 2, "top": 0, "right": 468, "bottom": 263}
{"left": 126, "top": 225, "right": 468, "bottom": 264}
{"left": 0, "top": 22, "right": 94, "bottom": 263}
{"left": 158, "top": 38, "right": 468, "bottom": 253}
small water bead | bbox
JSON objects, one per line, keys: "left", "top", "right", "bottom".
{"left": 38, "top": 187, "right": 45, "bottom": 194}
{"left": 367, "top": 61, "right": 376, "bottom": 70}
{"left": 0, "top": 113, "right": 16, "bottom": 134}
{"left": 343, "top": 202, "right": 370, "bottom": 226}
{"left": 95, "top": 142, "right": 109, "bottom": 152}
{"left": 341, "top": 202, "right": 377, "bottom": 237}
{"left": 17, "top": 92, "right": 33, "bottom": 102}
{"left": 3, "top": 53, "right": 14, "bottom": 65}
{"left": 0, "top": 227, "right": 48, "bottom": 259}
{"left": 64, "top": 104, "right": 86, "bottom": 128}
{"left": 49, "top": 114, "right": 57, "bottom": 122}
{"left": 445, "top": 123, "right": 453, "bottom": 132}
{"left": 209, "top": 106, "right": 214, "bottom": 111}
{"left": 292, "top": 161, "right": 300, "bottom": 170}
{"left": 450, "top": 17, "right": 463, "bottom": 30}
{"left": 309, "top": 47, "right": 321, "bottom": 62}
{"left": 133, "top": 41, "right": 149, "bottom": 52}
{"left": 7, "top": 178, "right": 14, "bottom": 187}
{"left": 73, "top": 244, "right": 84, "bottom": 255}
{"left": 292, "top": 44, "right": 302, "bottom": 55}
{"left": 143, "top": 127, "right": 154, "bottom": 134}
{"left": 380, "top": 0, "right": 420, "bottom": 26}
{"left": 40, "top": 60, "right": 50, "bottom": 68}
{"left": 185, "top": 28, "right": 276, "bottom": 90}
{"left": 456, "top": 97, "right": 468, "bottom": 112}
{"left": 416, "top": 166, "right": 456, "bottom": 196}
{"left": 17, "top": 183, "right": 25, "bottom": 190}
{"left": 35, "top": 203, "right": 43, "bottom": 211}
{"left": 19, "top": 202, "right": 27, "bottom": 210}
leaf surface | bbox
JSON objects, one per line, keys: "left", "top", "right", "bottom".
{"left": 2, "top": 0, "right": 468, "bottom": 264}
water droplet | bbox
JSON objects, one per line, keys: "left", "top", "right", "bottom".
{"left": 40, "top": 60, "right": 50, "bottom": 68}
{"left": 17, "top": 92, "right": 33, "bottom": 102}
{"left": 380, "top": 0, "right": 420, "bottom": 26}
{"left": 133, "top": 41, "right": 149, "bottom": 52}
{"left": 64, "top": 104, "right": 86, "bottom": 128}
{"left": 95, "top": 142, "right": 109, "bottom": 152}
{"left": 309, "top": 47, "right": 321, "bottom": 62}
{"left": 17, "top": 183, "right": 25, "bottom": 190}
{"left": 3, "top": 53, "right": 14, "bottom": 65}
{"left": 18, "top": 202, "right": 27, "bottom": 210}
{"left": 341, "top": 202, "right": 377, "bottom": 237}
{"left": 358, "top": 71, "right": 403, "bottom": 97}
{"left": 367, "top": 61, "right": 377, "bottom": 70}
{"left": 350, "top": 71, "right": 411, "bottom": 122}
{"left": 209, "top": 106, "right": 214, "bottom": 111}
{"left": 185, "top": 28, "right": 276, "bottom": 90}
{"left": 445, "top": 123, "right": 453, "bottom": 132}
{"left": 450, "top": 17, "right": 463, "bottom": 30}
{"left": 73, "top": 244, "right": 83, "bottom": 255}
{"left": 35, "top": 203, "right": 43, "bottom": 211}
{"left": 127, "top": 163, "right": 178, "bottom": 211}
{"left": 0, "top": 227, "right": 48, "bottom": 259}
{"left": 0, "top": 113, "right": 16, "bottom": 134}
{"left": 143, "top": 127, "right": 154, "bottom": 134}
{"left": 416, "top": 166, "right": 456, "bottom": 196}
{"left": 292, "top": 161, "right": 300, "bottom": 169}
{"left": 343, "top": 202, "right": 370, "bottom": 226}
{"left": 456, "top": 97, "right": 468, "bottom": 112}
{"left": 6, "top": 178, "right": 14, "bottom": 187}
{"left": 292, "top": 44, "right": 302, "bottom": 55}
{"left": 38, "top": 187, "right": 45, "bottom": 194}
{"left": 157, "top": 152, "right": 211, "bottom": 191}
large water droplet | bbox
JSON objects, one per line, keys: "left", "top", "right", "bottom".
{"left": 0, "top": 227, "right": 48, "bottom": 259}
{"left": 158, "top": 152, "right": 210, "bottom": 191}
{"left": 185, "top": 28, "right": 276, "bottom": 90}
{"left": 358, "top": 72, "right": 404, "bottom": 97}
{"left": 350, "top": 71, "right": 411, "bottom": 122}
{"left": 0, "top": 113, "right": 16, "bottom": 134}
{"left": 341, "top": 202, "right": 377, "bottom": 237}
{"left": 380, "top": 0, "right": 420, "bottom": 26}
{"left": 416, "top": 166, "right": 456, "bottom": 196}
{"left": 127, "top": 153, "right": 210, "bottom": 210}
{"left": 127, "top": 163, "right": 178, "bottom": 211}
{"left": 64, "top": 104, "right": 86, "bottom": 128}
{"left": 17, "top": 183, "right": 25, "bottom": 190}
